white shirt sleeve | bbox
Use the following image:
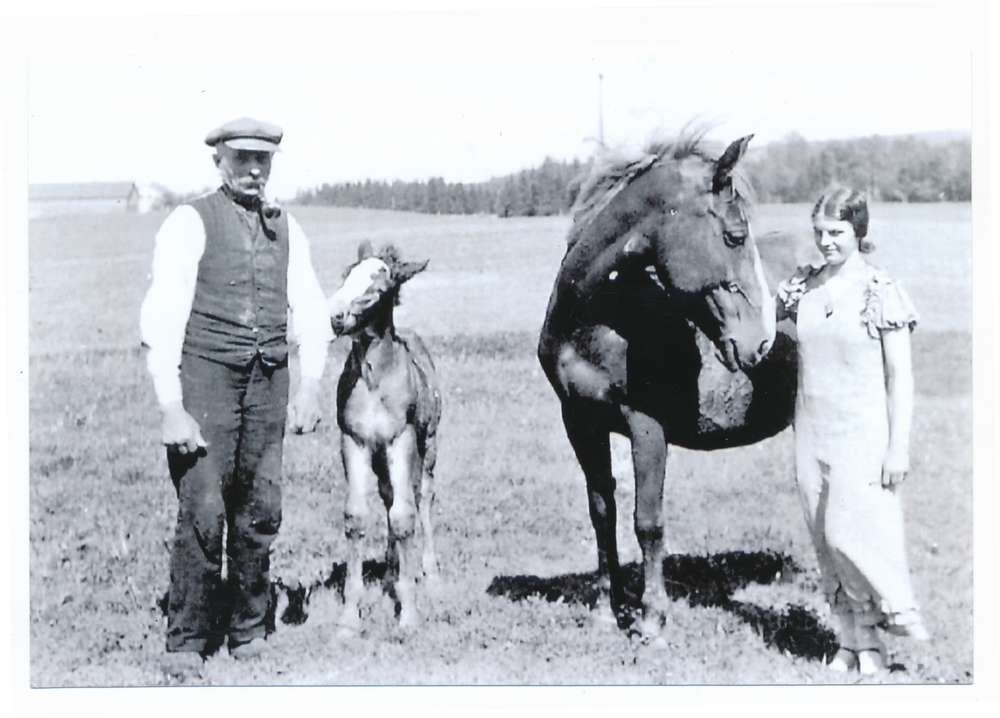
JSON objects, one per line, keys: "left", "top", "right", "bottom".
{"left": 286, "top": 213, "right": 333, "bottom": 380}
{"left": 139, "top": 205, "right": 205, "bottom": 407}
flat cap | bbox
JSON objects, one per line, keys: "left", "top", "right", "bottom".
{"left": 205, "top": 117, "right": 283, "bottom": 152}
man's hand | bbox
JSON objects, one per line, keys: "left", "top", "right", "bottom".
{"left": 161, "top": 401, "right": 207, "bottom": 455}
{"left": 288, "top": 377, "right": 322, "bottom": 434}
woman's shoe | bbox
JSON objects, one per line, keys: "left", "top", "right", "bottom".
{"left": 857, "top": 648, "right": 886, "bottom": 675}
{"left": 884, "top": 609, "right": 930, "bottom": 640}
{"left": 828, "top": 647, "right": 858, "bottom": 672}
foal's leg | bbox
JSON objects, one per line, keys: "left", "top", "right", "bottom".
{"left": 382, "top": 427, "right": 422, "bottom": 627}
{"left": 624, "top": 408, "right": 670, "bottom": 636}
{"left": 339, "top": 434, "right": 373, "bottom": 634}
{"left": 562, "top": 404, "right": 622, "bottom": 623}
{"left": 416, "top": 418, "right": 440, "bottom": 583}
{"left": 417, "top": 463, "right": 439, "bottom": 583}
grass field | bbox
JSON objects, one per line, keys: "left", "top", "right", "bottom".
{"left": 27, "top": 202, "right": 972, "bottom": 686}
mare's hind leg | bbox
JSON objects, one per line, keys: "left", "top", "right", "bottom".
{"left": 562, "top": 403, "right": 624, "bottom": 624}
{"left": 623, "top": 408, "right": 671, "bottom": 637}
{"left": 379, "top": 427, "right": 422, "bottom": 628}
{"left": 339, "top": 434, "right": 373, "bottom": 635}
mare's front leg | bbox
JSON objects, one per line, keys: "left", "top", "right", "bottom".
{"left": 562, "top": 403, "right": 623, "bottom": 625}
{"left": 339, "top": 433, "right": 373, "bottom": 635}
{"left": 624, "top": 408, "right": 670, "bottom": 637}
{"left": 378, "top": 426, "right": 422, "bottom": 628}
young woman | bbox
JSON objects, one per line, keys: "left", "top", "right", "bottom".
{"left": 779, "top": 187, "right": 929, "bottom": 675}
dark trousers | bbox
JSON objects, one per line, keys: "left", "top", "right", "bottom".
{"left": 166, "top": 353, "right": 288, "bottom": 653}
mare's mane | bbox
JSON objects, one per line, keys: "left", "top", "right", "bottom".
{"left": 566, "top": 127, "right": 755, "bottom": 250}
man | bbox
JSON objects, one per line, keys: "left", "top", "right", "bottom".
{"left": 140, "top": 118, "right": 333, "bottom": 673}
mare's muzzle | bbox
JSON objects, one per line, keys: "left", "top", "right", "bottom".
{"left": 706, "top": 280, "right": 775, "bottom": 372}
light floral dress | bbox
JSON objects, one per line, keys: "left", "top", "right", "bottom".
{"left": 779, "top": 260, "right": 921, "bottom": 634}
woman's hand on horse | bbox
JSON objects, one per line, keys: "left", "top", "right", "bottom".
{"left": 288, "top": 378, "right": 322, "bottom": 434}
{"left": 160, "top": 401, "right": 208, "bottom": 455}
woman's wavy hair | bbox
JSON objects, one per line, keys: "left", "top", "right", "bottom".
{"left": 812, "top": 185, "right": 873, "bottom": 253}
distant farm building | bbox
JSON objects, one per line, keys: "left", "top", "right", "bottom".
{"left": 29, "top": 182, "right": 140, "bottom": 219}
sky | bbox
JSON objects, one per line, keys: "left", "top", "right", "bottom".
{"left": 25, "top": 16, "right": 973, "bottom": 201}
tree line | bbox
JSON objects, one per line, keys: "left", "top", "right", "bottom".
{"left": 293, "top": 156, "right": 587, "bottom": 217}
{"left": 291, "top": 132, "right": 971, "bottom": 217}
{"left": 744, "top": 132, "right": 971, "bottom": 203}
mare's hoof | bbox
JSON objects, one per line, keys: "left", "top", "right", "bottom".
{"left": 640, "top": 592, "right": 672, "bottom": 635}
{"left": 591, "top": 603, "right": 618, "bottom": 627}
{"left": 229, "top": 636, "right": 268, "bottom": 661}
{"left": 637, "top": 614, "right": 664, "bottom": 638}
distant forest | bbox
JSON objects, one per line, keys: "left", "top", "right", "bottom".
{"left": 292, "top": 132, "right": 971, "bottom": 217}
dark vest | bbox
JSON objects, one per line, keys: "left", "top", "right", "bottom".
{"left": 182, "top": 189, "right": 290, "bottom": 368}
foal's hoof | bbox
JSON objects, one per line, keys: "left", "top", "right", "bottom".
{"left": 397, "top": 606, "right": 420, "bottom": 629}
{"left": 337, "top": 609, "right": 361, "bottom": 638}
{"left": 644, "top": 636, "right": 669, "bottom": 651}
{"left": 422, "top": 571, "right": 444, "bottom": 595}
{"left": 336, "top": 622, "right": 360, "bottom": 639}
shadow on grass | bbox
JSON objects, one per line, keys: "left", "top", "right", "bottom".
{"left": 263, "top": 559, "right": 391, "bottom": 632}
{"left": 160, "top": 551, "right": 842, "bottom": 666}
{"left": 159, "top": 559, "right": 393, "bottom": 638}
{"left": 486, "top": 550, "right": 839, "bottom": 662}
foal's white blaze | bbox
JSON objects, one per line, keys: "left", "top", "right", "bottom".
{"left": 327, "top": 257, "right": 390, "bottom": 319}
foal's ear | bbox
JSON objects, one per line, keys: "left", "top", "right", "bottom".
{"left": 712, "top": 134, "right": 753, "bottom": 194}
{"left": 395, "top": 259, "right": 429, "bottom": 285}
{"left": 357, "top": 240, "right": 375, "bottom": 261}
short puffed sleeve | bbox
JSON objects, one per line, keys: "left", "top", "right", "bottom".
{"left": 861, "top": 269, "right": 919, "bottom": 338}
{"left": 777, "top": 264, "right": 821, "bottom": 321}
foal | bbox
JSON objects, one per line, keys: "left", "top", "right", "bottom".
{"left": 328, "top": 242, "right": 441, "bottom": 631}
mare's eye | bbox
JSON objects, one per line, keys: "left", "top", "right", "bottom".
{"left": 723, "top": 229, "right": 746, "bottom": 248}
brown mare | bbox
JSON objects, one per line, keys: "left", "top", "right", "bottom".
{"left": 328, "top": 242, "right": 441, "bottom": 631}
{"left": 538, "top": 131, "right": 797, "bottom": 635}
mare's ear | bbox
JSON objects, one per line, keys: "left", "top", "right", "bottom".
{"left": 712, "top": 134, "right": 753, "bottom": 194}
{"left": 395, "top": 259, "right": 429, "bottom": 285}
{"left": 357, "top": 240, "right": 375, "bottom": 261}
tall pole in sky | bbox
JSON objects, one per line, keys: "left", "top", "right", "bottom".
{"left": 597, "top": 73, "right": 605, "bottom": 147}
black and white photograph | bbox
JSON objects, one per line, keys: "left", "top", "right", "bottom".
{"left": 5, "top": 0, "right": 995, "bottom": 711}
